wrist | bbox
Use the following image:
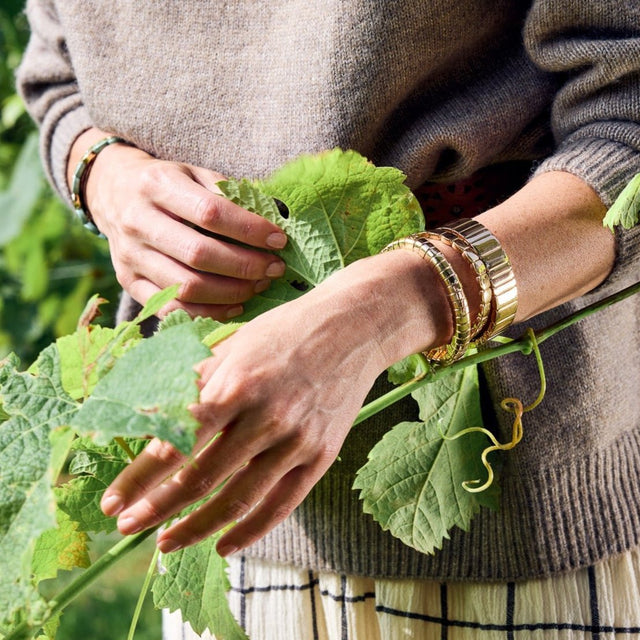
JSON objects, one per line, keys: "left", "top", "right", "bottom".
{"left": 67, "top": 128, "right": 149, "bottom": 233}
{"left": 67, "top": 128, "right": 119, "bottom": 194}
{"left": 70, "top": 136, "right": 132, "bottom": 234}
{"left": 318, "top": 250, "right": 464, "bottom": 371}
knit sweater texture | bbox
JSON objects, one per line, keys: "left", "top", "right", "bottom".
{"left": 17, "top": 0, "right": 640, "bottom": 581}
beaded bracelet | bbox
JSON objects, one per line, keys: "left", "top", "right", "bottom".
{"left": 382, "top": 234, "right": 472, "bottom": 364}
{"left": 71, "top": 136, "right": 128, "bottom": 235}
{"left": 435, "top": 218, "right": 518, "bottom": 343}
{"left": 420, "top": 230, "right": 492, "bottom": 341}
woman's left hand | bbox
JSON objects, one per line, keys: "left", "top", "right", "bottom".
{"left": 99, "top": 250, "right": 454, "bottom": 555}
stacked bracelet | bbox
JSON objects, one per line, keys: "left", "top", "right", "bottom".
{"left": 435, "top": 218, "right": 518, "bottom": 343}
{"left": 382, "top": 235, "right": 472, "bottom": 364}
{"left": 382, "top": 218, "right": 517, "bottom": 365}
{"left": 71, "top": 135, "right": 128, "bottom": 235}
{"left": 420, "top": 230, "right": 492, "bottom": 340}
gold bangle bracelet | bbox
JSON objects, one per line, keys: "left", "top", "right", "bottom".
{"left": 434, "top": 218, "right": 517, "bottom": 343}
{"left": 419, "top": 230, "right": 492, "bottom": 341}
{"left": 382, "top": 235, "right": 472, "bottom": 364}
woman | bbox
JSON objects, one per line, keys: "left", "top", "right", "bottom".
{"left": 17, "top": 0, "right": 640, "bottom": 637}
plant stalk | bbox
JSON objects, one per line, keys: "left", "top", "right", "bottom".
{"left": 5, "top": 527, "right": 159, "bottom": 640}
{"left": 127, "top": 544, "right": 160, "bottom": 640}
{"left": 355, "top": 279, "right": 640, "bottom": 426}
{"left": 7, "top": 280, "right": 640, "bottom": 639}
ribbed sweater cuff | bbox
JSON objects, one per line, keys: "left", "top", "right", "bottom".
{"left": 533, "top": 136, "right": 640, "bottom": 207}
{"left": 41, "top": 99, "right": 93, "bottom": 207}
{"left": 534, "top": 135, "right": 640, "bottom": 298}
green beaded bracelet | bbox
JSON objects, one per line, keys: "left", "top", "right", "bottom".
{"left": 71, "top": 135, "right": 127, "bottom": 235}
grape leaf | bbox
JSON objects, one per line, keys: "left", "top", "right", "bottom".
{"left": 153, "top": 533, "right": 247, "bottom": 640}
{"left": 158, "top": 309, "right": 219, "bottom": 339}
{"left": 70, "top": 323, "right": 210, "bottom": 453}
{"left": 0, "top": 346, "right": 79, "bottom": 627}
{"left": 30, "top": 428, "right": 87, "bottom": 584}
{"left": 135, "top": 284, "right": 181, "bottom": 322}
{"left": 353, "top": 367, "right": 499, "bottom": 555}
{"left": 219, "top": 149, "right": 424, "bottom": 319}
{"left": 57, "top": 324, "right": 139, "bottom": 401}
{"left": 603, "top": 172, "right": 640, "bottom": 231}
{"left": 57, "top": 438, "right": 148, "bottom": 534}
{"left": 57, "top": 289, "right": 184, "bottom": 401}
{"left": 259, "top": 148, "right": 425, "bottom": 270}
{"left": 387, "top": 353, "right": 429, "bottom": 386}
{"left": 32, "top": 508, "right": 90, "bottom": 581}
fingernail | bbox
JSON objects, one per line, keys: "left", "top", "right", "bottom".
{"left": 217, "top": 544, "right": 238, "bottom": 557}
{"left": 118, "top": 516, "right": 143, "bottom": 535}
{"left": 265, "top": 261, "right": 285, "bottom": 278}
{"left": 101, "top": 494, "right": 124, "bottom": 516}
{"left": 266, "top": 232, "right": 287, "bottom": 249}
{"left": 158, "top": 538, "right": 183, "bottom": 554}
{"left": 254, "top": 279, "right": 271, "bottom": 293}
{"left": 226, "top": 305, "right": 244, "bottom": 319}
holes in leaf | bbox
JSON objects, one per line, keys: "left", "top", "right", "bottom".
{"left": 289, "top": 280, "right": 309, "bottom": 292}
{"left": 274, "top": 198, "right": 289, "bottom": 219}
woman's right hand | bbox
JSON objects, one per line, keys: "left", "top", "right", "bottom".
{"left": 67, "top": 129, "right": 288, "bottom": 320}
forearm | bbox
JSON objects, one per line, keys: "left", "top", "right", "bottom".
{"left": 477, "top": 170, "right": 614, "bottom": 322}
{"left": 100, "top": 168, "right": 618, "bottom": 553}
{"left": 346, "top": 170, "right": 615, "bottom": 371}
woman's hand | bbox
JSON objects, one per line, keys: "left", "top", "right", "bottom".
{"left": 99, "top": 250, "right": 456, "bottom": 555}
{"left": 68, "top": 129, "right": 288, "bottom": 320}
{"left": 97, "top": 168, "right": 615, "bottom": 556}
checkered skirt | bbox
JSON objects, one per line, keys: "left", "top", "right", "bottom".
{"left": 163, "top": 546, "right": 640, "bottom": 640}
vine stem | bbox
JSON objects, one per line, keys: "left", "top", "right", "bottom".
{"left": 127, "top": 544, "right": 160, "bottom": 640}
{"left": 5, "top": 529, "right": 160, "bottom": 640}
{"left": 7, "top": 279, "right": 640, "bottom": 639}
{"left": 354, "top": 278, "right": 640, "bottom": 426}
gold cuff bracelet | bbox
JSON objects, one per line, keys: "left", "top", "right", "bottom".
{"left": 435, "top": 218, "right": 518, "bottom": 343}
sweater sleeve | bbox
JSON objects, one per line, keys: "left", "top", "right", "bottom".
{"left": 524, "top": 0, "right": 640, "bottom": 296}
{"left": 15, "top": 0, "right": 94, "bottom": 205}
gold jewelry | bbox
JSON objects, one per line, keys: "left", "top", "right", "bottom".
{"left": 382, "top": 235, "right": 472, "bottom": 364}
{"left": 420, "top": 230, "right": 492, "bottom": 341}
{"left": 435, "top": 218, "right": 517, "bottom": 342}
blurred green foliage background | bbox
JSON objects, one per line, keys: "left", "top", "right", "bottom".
{"left": 0, "top": 0, "right": 120, "bottom": 365}
{"left": 1, "top": 3, "right": 161, "bottom": 638}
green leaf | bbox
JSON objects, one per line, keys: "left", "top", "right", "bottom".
{"left": 19, "top": 239, "right": 48, "bottom": 302}
{"left": 31, "top": 508, "right": 90, "bottom": 581}
{"left": 202, "top": 322, "right": 243, "bottom": 349}
{"left": 158, "top": 309, "right": 223, "bottom": 344}
{"left": 603, "top": 173, "right": 640, "bottom": 231}
{"left": 159, "top": 310, "right": 242, "bottom": 348}
{"left": 71, "top": 323, "right": 210, "bottom": 453}
{"left": 353, "top": 368, "right": 499, "bottom": 555}
{"left": 0, "top": 346, "right": 79, "bottom": 626}
{"left": 57, "top": 325, "right": 136, "bottom": 401}
{"left": 387, "top": 354, "right": 429, "bottom": 386}
{"left": 259, "top": 148, "right": 424, "bottom": 272}
{"left": 57, "top": 438, "right": 147, "bottom": 533}
{"left": 153, "top": 534, "right": 247, "bottom": 640}
{"left": 56, "top": 293, "right": 145, "bottom": 401}
{"left": 218, "top": 149, "right": 424, "bottom": 319}
{"left": 135, "top": 284, "right": 180, "bottom": 322}
{"left": 0, "top": 132, "right": 45, "bottom": 247}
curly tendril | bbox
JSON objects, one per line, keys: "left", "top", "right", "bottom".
{"left": 447, "top": 328, "right": 546, "bottom": 493}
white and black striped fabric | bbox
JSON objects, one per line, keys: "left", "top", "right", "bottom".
{"left": 163, "top": 547, "right": 640, "bottom": 640}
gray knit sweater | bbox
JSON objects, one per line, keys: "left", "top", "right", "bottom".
{"left": 17, "top": 0, "right": 640, "bottom": 581}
